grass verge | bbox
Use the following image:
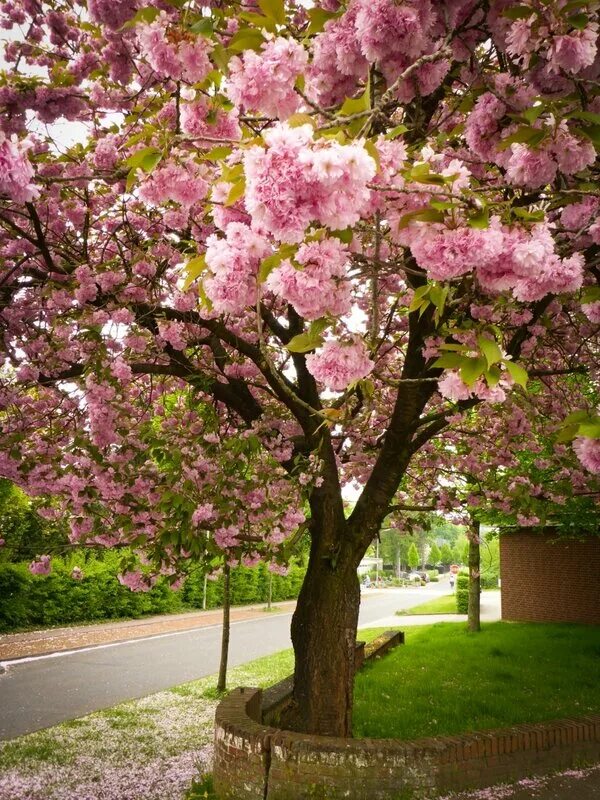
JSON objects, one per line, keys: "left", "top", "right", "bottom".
{"left": 395, "top": 594, "right": 457, "bottom": 615}
{"left": 353, "top": 621, "right": 600, "bottom": 740}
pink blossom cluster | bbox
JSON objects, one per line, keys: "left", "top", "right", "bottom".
{"left": 476, "top": 220, "right": 584, "bottom": 302}
{"left": 226, "top": 37, "right": 307, "bottom": 120}
{"left": 266, "top": 238, "right": 352, "bottom": 319}
{"left": 181, "top": 98, "right": 241, "bottom": 142}
{"left": 502, "top": 5, "right": 598, "bottom": 75}
{"left": 307, "top": 0, "right": 438, "bottom": 105}
{"left": 573, "top": 436, "right": 600, "bottom": 474}
{"left": 0, "top": 132, "right": 38, "bottom": 203}
{"left": 306, "top": 338, "right": 373, "bottom": 391}
{"left": 406, "top": 217, "right": 584, "bottom": 301}
{"left": 204, "top": 222, "right": 271, "bottom": 313}
{"left": 29, "top": 554, "right": 51, "bottom": 575}
{"left": 438, "top": 372, "right": 508, "bottom": 404}
{"left": 244, "top": 123, "right": 376, "bottom": 243}
{"left": 137, "top": 15, "right": 212, "bottom": 83}
{"left": 88, "top": 0, "right": 139, "bottom": 30}
{"left": 117, "top": 569, "right": 157, "bottom": 592}
{"left": 139, "top": 160, "right": 208, "bottom": 208}
{"left": 505, "top": 129, "right": 596, "bottom": 190}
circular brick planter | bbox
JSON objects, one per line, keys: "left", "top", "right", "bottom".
{"left": 214, "top": 689, "right": 600, "bottom": 800}
{"left": 214, "top": 633, "right": 600, "bottom": 800}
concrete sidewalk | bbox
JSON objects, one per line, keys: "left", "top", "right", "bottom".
{"left": 0, "top": 599, "right": 300, "bottom": 661}
{"left": 371, "top": 590, "right": 502, "bottom": 627}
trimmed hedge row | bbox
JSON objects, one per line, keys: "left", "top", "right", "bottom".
{"left": 182, "top": 561, "right": 306, "bottom": 609}
{"left": 0, "top": 553, "right": 308, "bottom": 632}
{"left": 0, "top": 553, "right": 183, "bottom": 632}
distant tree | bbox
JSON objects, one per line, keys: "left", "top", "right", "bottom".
{"left": 407, "top": 543, "right": 420, "bottom": 571}
{"left": 440, "top": 543, "right": 454, "bottom": 566}
{"left": 428, "top": 543, "right": 441, "bottom": 566}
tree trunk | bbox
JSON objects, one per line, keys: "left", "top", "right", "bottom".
{"left": 284, "top": 543, "right": 361, "bottom": 737}
{"left": 216, "top": 562, "right": 231, "bottom": 692}
{"left": 468, "top": 520, "right": 481, "bottom": 633}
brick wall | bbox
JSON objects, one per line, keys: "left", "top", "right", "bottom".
{"left": 214, "top": 688, "right": 600, "bottom": 800}
{"left": 500, "top": 530, "right": 600, "bottom": 624}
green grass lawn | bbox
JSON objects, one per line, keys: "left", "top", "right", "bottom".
{"left": 395, "top": 594, "right": 457, "bottom": 615}
{"left": 353, "top": 621, "right": 600, "bottom": 741}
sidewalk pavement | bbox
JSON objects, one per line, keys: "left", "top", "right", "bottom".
{"left": 0, "top": 600, "right": 299, "bottom": 661}
{"left": 370, "top": 590, "right": 502, "bottom": 628}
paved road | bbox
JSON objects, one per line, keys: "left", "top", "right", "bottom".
{"left": 0, "top": 583, "right": 450, "bottom": 739}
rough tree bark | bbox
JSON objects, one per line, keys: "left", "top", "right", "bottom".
{"left": 468, "top": 518, "right": 481, "bottom": 633}
{"left": 216, "top": 561, "right": 231, "bottom": 693}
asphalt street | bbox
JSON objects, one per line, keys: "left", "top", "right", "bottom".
{"left": 0, "top": 584, "right": 449, "bottom": 740}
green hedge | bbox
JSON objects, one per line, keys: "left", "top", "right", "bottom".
{"left": 0, "top": 553, "right": 308, "bottom": 632}
{"left": 456, "top": 588, "right": 469, "bottom": 614}
{"left": 0, "top": 553, "right": 183, "bottom": 632}
{"left": 182, "top": 561, "right": 306, "bottom": 609}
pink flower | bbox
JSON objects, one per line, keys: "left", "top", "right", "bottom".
{"left": 139, "top": 160, "right": 208, "bottom": 208}
{"left": 548, "top": 25, "right": 598, "bottom": 74}
{"left": 118, "top": 569, "right": 156, "bottom": 592}
{"left": 268, "top": 562, "right": 289, "bottom": 576}
{"left": 0, "top": 133, "right": 38, "bottom": 203}
{"left": 71, "top": 566, "right": 84, "bottom": 580}
{"left": 204, "top": 222, "right": 271, "bottom": 314}
{"left": 505, "top": 143, "right": 557, "bottom": 189}
{"left": 29, "top": 555, "right": 51, "bottom": 575}
{"left": 137, "top": 16, "right": 212, "bottom": 83}
{"left": 306, "top": 338, "right": 374, "bottom": 391}
{"left": 582, "top": 301, "right": 600, "bottom": 323}
{"left": 266, "top": 238, "right": 352, "bottom": 319}
{"left": 438, "top": 371, "right": 471, "bottom": 402}
{"left": 227, "top": 37, "right": 307, "bottom": 120}
{"left": 88, "top": 0, "right": 138, "bottom": 29}
{"left": 192, "top": 503, "right": 215, "bottom": 526}
{"left": 573, "top": 436, "right": 600, "bottom": 474}
{"left": 244, "top": 123, "right": 376, "bottom": 243}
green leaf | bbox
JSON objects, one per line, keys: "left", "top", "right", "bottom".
{"left": 363, "top": 139, "right": 380, "bottom": 172}
{"left": 287, "top": 331, "right": 324, "bottom": 353}
{"left": 125, "top": 167, "right": 138, "bottom": 192}
{"left": 397, "top": 208, "right": 445, "bottom": 229}
{"left": 309, "top": 317, "right": 331, "bottom": 337}
{"left": 225, "top": 178, "right": 245, "bottom": 206}
{"left": 200, "top": 145, "right": 232, "bottom": 161}
{"left": 520, "top": 104, "right": 545, "bottom": 124}
{"left": 432, "top": 352, "right": 464, "bottom": 370}
{"left": 287, "top": 113, "right": 317, "bottom": 129}
{"left": 564, "top": 410, "right": 593, "bottom": 425}
{"left": 467, "top": 206, "right": 489, "bottom": 229}
{"left": 574, "top": 123, "right": 600, "bottom": 147}
{"left": 183, "top": 254, "right": 208, "bottom": 291}
{"left": 568, "top": 110, "right": 600, "bottom": 125}
{"left": 384, "top": 124, "right": 408, "bottom": 140}
{"left": 258, "top": 0, "right": 285, "bottom": 24}
{"left": 257, "top": 244, "right": 296, "bottom": 283}
{"left": 578, "top": 421, "right": 600, "bottom": 438}
{"left": 228, "top": 28, "right": 266, "bottom": 53}
{"left": 120, "top": 6, "right": 160, "bottom": 29}
{"left": 190, "top": 17, "right": 214, "bottom": 35}
{"left": 582, "top": 285, "right": 600, "bottom": 304}
{"left": 512, "top": 206, "right": 546, "bottom": 222}
{"left": 497, "top": 125, "right": 547, "bottom": 151}
{"left": 140, "top": 150, "right": 162, "bottom": 173}
{"left": 330, "top": 228, "right": 353, "bottom": 244}
{"left": 340, "top": 84, "right": 370, "bottom": 120}
{"left": 504, "top": 360, "right": 528, "bottom": 387}
{"left": 556, "top": 423, "right": 580, "bottom": 443}
{"left": 501, "top": 5, "right": 536, "bottom": 20}
{"left": 568, "top": 12, "right": 588, "bottom": 28}
{"left": 477, "top": 335, "right": 503, "bottom": 367}
{"left": 239, "top": 11, "right": 278, "bottom": 32}
{"left": 306, "top": 7, "right": 339, "bottom": 34}
{"left": 460, "top": 356, "right": 486, "bottom": 388}
{"left": 125, "top": 146, "right": 162, "bottom": 170}
{"left": 485, "top": 366, "right": 502, "bottom": 388}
